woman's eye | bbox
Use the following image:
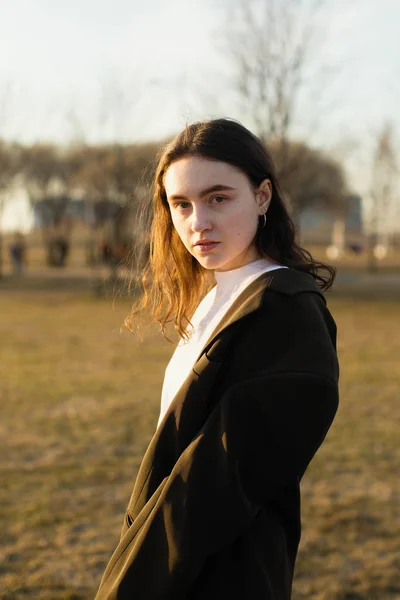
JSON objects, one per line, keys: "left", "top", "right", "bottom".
{"left": 211, "top": 196, "right": 226, "bottom": 204}
{"left": 175, "top": 202, "right": 191, "bottom": 210}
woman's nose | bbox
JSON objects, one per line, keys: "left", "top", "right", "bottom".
{"left": 190, "top": 208, "right": 212, "bottom": 232}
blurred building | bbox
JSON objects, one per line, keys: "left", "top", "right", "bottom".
{"left": 299, "top": 194, "right": 364, "bottom": 248}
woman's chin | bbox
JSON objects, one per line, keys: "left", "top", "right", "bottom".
{"left": 193, "top": 252, "right": 230, "bottom": 271}
{"left": 196, "top": 257, "right": 223, "bottom": 270}
{"left": 193, "top": 248, "right": 255, "bottom": 272}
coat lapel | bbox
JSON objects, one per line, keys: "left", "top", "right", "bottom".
{"left": 160, "top": 270, "right": 277, "bottom": 423}
{"left": 198, "top": 270, "right": 276, "bottom": 358}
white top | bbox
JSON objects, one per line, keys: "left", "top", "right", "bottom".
{"left": 157, "top": 258, "right": 288, "bottom": 428}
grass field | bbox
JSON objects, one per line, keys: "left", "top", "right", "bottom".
{"left": 1, "top": 279, "right": 399, "bottom": 599}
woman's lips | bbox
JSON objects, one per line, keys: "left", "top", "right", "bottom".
{"left": 195, "top": 242, "right": 220, "bottom": 253}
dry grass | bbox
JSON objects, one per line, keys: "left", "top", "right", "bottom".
{"left": 0, "top": 284, "right": 399, "bottom": 599}
{"left": 295, "top": 297, "right": 400, "bottom": 600}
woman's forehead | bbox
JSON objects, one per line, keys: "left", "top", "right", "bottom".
{"left": 164, "top": 156, "right": 246, "bottom": 197}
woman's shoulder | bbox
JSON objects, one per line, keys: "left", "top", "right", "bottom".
{"left": 199, "top": 268, "right": 333, "bottom": 362}
{"left": 263, "top": 267, "right": 324, "bottom": 299}
{"left": 256, "top": 268, "right": 334, "bottom": 327}
{"left": 236, "top": 267, "right": 336, "bottom": 344}
{"left": 218, "top": 269, "right": 338, "bottom": 384}
{"left": 231, "top": 267, "right": 327, "bottom": 320}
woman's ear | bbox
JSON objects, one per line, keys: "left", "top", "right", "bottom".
{"left": 256, "top": 178, "right": 272, "bottom": 214}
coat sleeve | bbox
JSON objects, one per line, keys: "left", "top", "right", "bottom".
{"left": 95, "top": 291, "right": 339, "bottom": 600}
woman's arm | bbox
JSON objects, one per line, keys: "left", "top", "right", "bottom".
{"left": 96, "top": 291, "right": 339, "bottom": 600}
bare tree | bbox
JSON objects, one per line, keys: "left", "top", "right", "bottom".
{"left": 367, "top": 122, "right": 398, "bottom": 272}
{"left": 65, "top": 77, "right": 144, "bottom": 288}
{"left": 22, "top": 144, "right": 75, "bottom": 266}
{"left": 71, "top": 141, "right": 157, "bottom": 283}
{"left": 224, "top": 0, "right": 327, "bottom": 178}
{"left": 96, "top": 77, "right": 141, "bottom": 279}
{"left": 269, "top": 139, "right": 348, "bottom": 225}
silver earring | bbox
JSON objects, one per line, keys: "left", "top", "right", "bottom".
{"left": 258, "top": 213, "right": 267, "bottom": 229}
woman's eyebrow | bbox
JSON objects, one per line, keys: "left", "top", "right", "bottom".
{"left": 168, "top": 184, "right": 236, "bottom": 202}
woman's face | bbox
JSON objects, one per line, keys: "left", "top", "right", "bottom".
{"left": 164, "top": 156, "right": 271, "bottom": 272}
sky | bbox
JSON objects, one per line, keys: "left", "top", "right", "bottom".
{"left": 1, "top": 0, "right": 400, "bottom": 230}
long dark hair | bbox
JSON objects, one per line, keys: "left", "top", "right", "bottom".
{"left": 126, "top": 118, "right": 336, "bottom": 339}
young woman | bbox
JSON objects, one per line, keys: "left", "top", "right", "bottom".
{"left": 95, "top": 118, "right": 339, "bottom": 600}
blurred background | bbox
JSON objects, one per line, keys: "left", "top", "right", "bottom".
{"left": 0, "top": 0, "right": 399, "bottom": 598}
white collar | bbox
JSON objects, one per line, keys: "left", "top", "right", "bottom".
{"left": 214, "top": 258, "right": 278, "bottom": 295}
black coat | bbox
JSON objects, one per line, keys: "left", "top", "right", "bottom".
{"left": 95, "top": 268, "right": 339, "bottom": 599}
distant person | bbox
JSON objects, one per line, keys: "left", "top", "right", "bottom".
{"left": 100, "top": 240, "right": 113, "bottom": 264}
{"left": 55, "top": 236, "right": 69, "bottom": 267}
{"left": 348, "top": 242, "right": 364, "bottom": 255}
{"left": 95, "top": 118, "right": 340, "bottom": 600}
{"left": 9, "top": 233, "right": 26, "bottom": 275}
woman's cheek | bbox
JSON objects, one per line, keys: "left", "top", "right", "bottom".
{"left": 171, "top": 216, "right": 185, "bottom": 241}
